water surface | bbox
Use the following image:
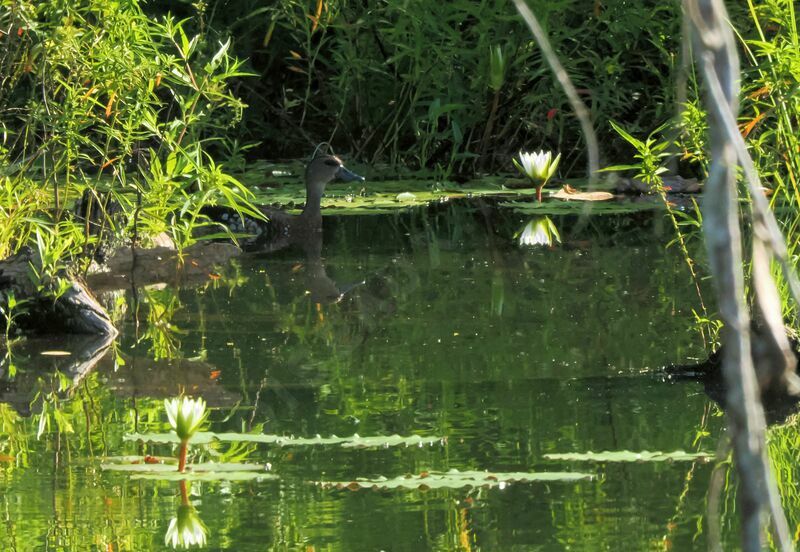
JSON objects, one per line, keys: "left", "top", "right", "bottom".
{"left": 0, "top": 202, "right": 730, "bottom": 550}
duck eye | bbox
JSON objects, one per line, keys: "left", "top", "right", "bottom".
{"left": 324, "top": 159, "right": 339, "bottom": 167}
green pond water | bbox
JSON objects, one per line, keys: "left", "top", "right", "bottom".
{"left": 0, "top": 199, "right": 766, "bottom": 550}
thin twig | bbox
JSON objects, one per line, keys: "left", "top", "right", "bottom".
{"left": 511, "top": 0, "right": 599, "bottom": 183}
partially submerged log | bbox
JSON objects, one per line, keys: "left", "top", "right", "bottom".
{"left": 0, "top": 248, "right": 117, "bottom": 336}
{"left": 614, "top": 175, "right": 701, "bottom": 194}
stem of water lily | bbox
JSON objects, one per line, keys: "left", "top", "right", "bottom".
{"left": 179, "top": 480, "right": 190, "bottom": 505}
{"left": 536, "top": 185, "right": 544, "bottom": 202}
{"left": 178, "top": 440, "right": 188, "bottom": 473}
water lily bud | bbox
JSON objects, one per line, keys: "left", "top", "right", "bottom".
{"left": 518, "top": 217, "right": 561, "bottom": 247}
{"left": 489, "top": 45, "right": 505, "bottom": 92}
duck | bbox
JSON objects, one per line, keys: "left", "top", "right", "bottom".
{"left": 204, "top": 154, "right": 364, "bottom": 252}
{"left": 664, "top": 326, "right": 800, "bottom": 425}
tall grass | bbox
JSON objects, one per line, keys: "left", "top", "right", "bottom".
{"left": 741, "top": 0, "right": 800, "bottom": 328}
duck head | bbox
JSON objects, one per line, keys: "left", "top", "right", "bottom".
{"left": 306, "top": 154, "right": 364, "bottom": 185}
{"left": 303, "top": 155, "right": 364, "bottom": 215}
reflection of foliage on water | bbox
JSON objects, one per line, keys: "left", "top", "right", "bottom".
{"left": 0, "top": 205, "right": 723, "bottom": 549}
{"left": 768, "top": 415, "right": 800, "bottom": 538}
{"left": 696, "top": 413, "right": 800, "bottom": 550}
{"left": 0, "top": 403, "right": 29, "bottom": 468}
{"left": 139, "top": 288, "right": 186, "bottom": 361}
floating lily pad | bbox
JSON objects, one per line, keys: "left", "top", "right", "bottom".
{"left": 129, "top": 471, "right": 275, "bottom": 482}
{"left": 101, "top": 455, "right": 176, "bottom": 465}
{"left": 544, "top": 450, "right": 712, "bottom": 463}
{"left": 500, "top": 198, "right": 663, "bottom": 216}
{"left": 316, "top": 469, "right": 593, "bottom": 490}
{"left": 124, "top": 432, "right": 446, "bottom": 449}
{"left": 247, "top": 178, "right": 531, "bottom": 215}
{"left": 101, "top": 458, "right": 274, "bottom": 481}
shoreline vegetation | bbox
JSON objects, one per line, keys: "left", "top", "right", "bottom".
{"left": 0, "top": 2, "right": 800, "bottom": 548}
{"left": 1, "top": 0, "right": 797, "bottom": 338}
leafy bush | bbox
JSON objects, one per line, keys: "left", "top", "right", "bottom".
{"left": 0, "top": 0, "right": 256, "bottom": 268}
{"left": 175, "top": 0, "right": 684, "bottom": 174}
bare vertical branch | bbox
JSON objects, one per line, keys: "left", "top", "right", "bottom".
{"left": 511, "top": 0, "right": 599, "bottom": 183}
{"left": 687, "top": 0, "right": 792, "bottom": 549}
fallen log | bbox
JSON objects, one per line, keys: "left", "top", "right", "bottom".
{"left": 0, "top": 248, "right": 117, "bottom": 336}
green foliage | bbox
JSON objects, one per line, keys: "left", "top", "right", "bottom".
{"left": 193, "top": 0, "right": 684, "bottom": 172}
{"left": 0, "top": 0, "right": 257, "bottom": 283}
{"left": 605, "top": 121, "right": 711, "bottom": 340}
{"left": 731, "top": 0, "right": 800, "bottom": 327}
{"left": 606, "top": 121, "right": 671, "bottom": 189}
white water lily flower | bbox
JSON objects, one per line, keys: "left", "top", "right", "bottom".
{"left": 517, "top": 217, "right": 561, "bottom": 247}
{"left": 514, "top": 150, "right": 561, "bottom": 184}
{"left": 165, "top": 397, "right": 208, "bottom": 442}
{"left": 165, "top": 505, "right": 208, "bottom": 549}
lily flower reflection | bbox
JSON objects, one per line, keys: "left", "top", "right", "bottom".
{"left": 517, "top": 217, "right": 561, "bottom": 247}
{"left": 165, "top": 504, "right": 208, "bottom": 549}
{"left": 513, "top": 150, "right": 561, "bottom": 202}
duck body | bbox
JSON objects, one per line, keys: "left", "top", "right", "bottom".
{"left": 664, "top": 330, "right": 800, "bottom": 424}
{"left": 203, "top": 155, "right": 364, "bottom": 252}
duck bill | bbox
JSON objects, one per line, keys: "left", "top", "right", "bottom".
{"left": 336, "top": 165, "right": 365, "bottom": 183}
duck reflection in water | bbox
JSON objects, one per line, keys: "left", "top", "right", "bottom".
{"left": 205, "top": 154, "right": 365, "bottom": 304}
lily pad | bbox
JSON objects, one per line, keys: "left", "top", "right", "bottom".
{"left": 500, "top": 198, "right": 663, "bottom": 216}
{"left": 543, "top": 450, "right": 713, "bottom": 463}
{"left": 316, "top": 469, "right": 593, "bottom": 490}
{"left": 124, "top": 432, "right": 446, "bottom": 449}
{"left": 247, "top": 178, "right": 530, "bottom": 215}
{"left": 101, "top": 458, "right": 274, "bottom": 481}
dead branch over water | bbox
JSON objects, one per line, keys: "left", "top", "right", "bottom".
{"left": 515, "top": 0, "right": 798, "bottom": 547}
{"left": 689, "top": 0, "right": 794, "bottom": 547}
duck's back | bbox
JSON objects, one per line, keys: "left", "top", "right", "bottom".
{"left": 200, "top": 205, "right": 292, "bottom": 252}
